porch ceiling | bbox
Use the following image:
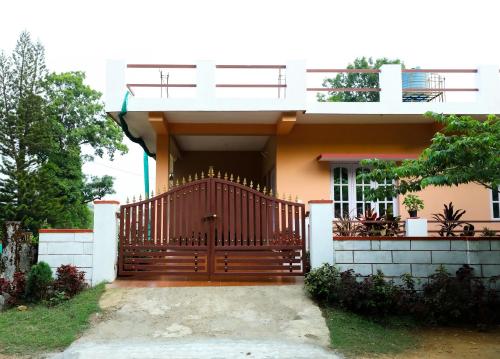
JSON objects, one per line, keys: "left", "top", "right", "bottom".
{"left": 174, "top": 135, "right": 270, "bottom": 152}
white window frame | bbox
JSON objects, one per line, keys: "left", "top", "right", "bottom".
{"left": 491, "top": 186, "right": 500, "bottom": 220}
{"left": 330, "top": 163, "right": 399, "bottom": 219}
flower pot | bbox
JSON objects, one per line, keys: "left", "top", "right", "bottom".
{"left": 408, "top": 210, "right": 418, "bottom": 218}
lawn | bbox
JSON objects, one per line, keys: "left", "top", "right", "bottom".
{"left": 0, "top": 283, "right": 105, "bottom": 355}
{"left": 324, "top": 307, "right": 420, "bottom": 357}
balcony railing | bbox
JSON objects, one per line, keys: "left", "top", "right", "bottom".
{"left": 105, "top": 61, "right": 500, "bottom": 109}
{"left": 333, "top": 219, "right": 499, "bottom": 238}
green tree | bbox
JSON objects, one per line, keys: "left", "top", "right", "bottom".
{"left": 0, "top": 32, "right": 127, "bottom": 232}
{"left": 318, "top": 56, "right": 403, "bottom": 102}
{"left": 359, "top": 112, "right": 500, "bottom": 201}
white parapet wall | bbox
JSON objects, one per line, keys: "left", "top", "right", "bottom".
{"left": 38, "top": 229, "right": 94, "bottom": 284}
{"left": 37, "top": 200, "right": 120, "bottom": 286}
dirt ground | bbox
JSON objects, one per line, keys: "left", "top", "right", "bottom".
{"left": 377, "top": 327, "right": 500, "bottom": 359}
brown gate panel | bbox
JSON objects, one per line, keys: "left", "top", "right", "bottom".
{"left": 118, "top": 172, "right": 306, "bottom": 278}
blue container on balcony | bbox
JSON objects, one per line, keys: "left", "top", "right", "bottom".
{"left": 402, "top": 67, "right": 427, "bottom": 89}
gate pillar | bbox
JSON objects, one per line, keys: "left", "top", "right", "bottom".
{"left": 92, "top": 200, "right": 120, "bottom": 284}
{"left": 308, "top": 200, "right": 334, "bottom": 269}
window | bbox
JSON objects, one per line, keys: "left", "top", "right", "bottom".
{"left": 331, "top": 164, "right": 398, "bottom": 218}
{"left": 492, "top": 187, "right": 500, "bottom": 219}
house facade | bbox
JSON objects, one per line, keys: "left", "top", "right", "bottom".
{"left": 106, "top": 61, "right": 500, "bottom": 222}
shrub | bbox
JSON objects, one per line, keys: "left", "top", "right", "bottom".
{"left": 305, "top": 263, "right": 499, "bottom": 327}
{"left": 0, "top": 272, "right": 26, "bottom": 306}
{"left": 421, "top": 265, "right": 498, "bottom": 326}
{"left": 53, "top": 264, "right": 87, "bottom": 297}
{"left": 304, "top": 264, "right": 340, "bottom": 302}
{"left": 25, "top": 262, "right": 53, "bottom": 302}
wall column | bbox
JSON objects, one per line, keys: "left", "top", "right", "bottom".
{"left": 308, "top": 200, "right": 334, "bottom": 269}
{"left": 148, "top": 112, "right": 170, "bottom": 192}
{"left": 92, "top": 200, "right": 120, "bottom": 285}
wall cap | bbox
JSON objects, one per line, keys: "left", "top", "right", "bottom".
{"left": 308, "top": 200, "right": 334, "bottom": 204}
{"left": 39, "top": 229, "right": 93, "bottom": 233}
{"left": 94, "top": 200, "right": 120, "bottom": 205}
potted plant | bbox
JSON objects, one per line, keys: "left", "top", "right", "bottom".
{"left": 402, "top": 194, "right": 424, "bottom": 218}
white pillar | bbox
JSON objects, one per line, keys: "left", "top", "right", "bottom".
{"left": 405, "top": 218, "right": 428, "bottom": 237}
{"left": 308, "top": 200, "right": 334, "bottom": 269}
{"left": 285, "top": 60, "right": 307, "bottom": 107}
{"left": 196, "top": 60, "right": 215, "bottom": 100}
{"left": 105, "top": 60, "right": 126, "bottom": 113}
{"left": 379, "top": 64, "right": 402, "bottom": 105}
{"left": 92, "top": 200, "right": 120, "bottom": 285}
{"left": 476, "top": 65, "right": 500, "bottom": 113}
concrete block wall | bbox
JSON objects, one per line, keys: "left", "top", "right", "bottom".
{"left": 37, "top": 199, "right": 121, "bottom": 286}
{"left": 38, "top": 230, "right": 94, "bottom": 284}
{"left": 334, "top": 239, "right": 500, "bottom": 287}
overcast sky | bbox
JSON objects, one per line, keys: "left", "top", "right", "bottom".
{"left": 1, "top": 0, "right": 499, "bottom": 203}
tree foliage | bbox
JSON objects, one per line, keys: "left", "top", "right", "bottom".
{"left": 0, "top": 32, "right": 127, "bottom": 232}
{"left": 359, "top": 112, "right": 500, "bottom": 201}
{"left": 318, "top": 56, "right": 403, "bottom": 102}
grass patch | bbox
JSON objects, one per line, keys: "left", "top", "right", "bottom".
{"left": 0, "top": 283, "right": 105, "bottom": 355}
{"left": 324, "top": 307, "right": 419, "bottom": 357}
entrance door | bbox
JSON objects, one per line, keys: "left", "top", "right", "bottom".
{"left": 118, "top": 173, "right": 306, "bottom": 279}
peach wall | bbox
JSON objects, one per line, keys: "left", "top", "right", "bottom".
{"left": 276, "top": 123, "right": 496, "bottom": 221}
{"left": 155, "top": 134, "right": 169, "bottom": 192}
{"left": 276, "top": 123, "right": 435, "bottom": 206}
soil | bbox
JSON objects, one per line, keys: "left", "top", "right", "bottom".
{"left": 378, "top": 327, "right": 500, "bottom": 359}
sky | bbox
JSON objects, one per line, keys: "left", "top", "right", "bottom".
{"left": 1, "top": 0, "right": 499, "bottom": 203}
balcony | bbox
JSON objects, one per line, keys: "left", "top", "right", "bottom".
{"left": 106, "top": 61, "right": 500, "bottom": 124}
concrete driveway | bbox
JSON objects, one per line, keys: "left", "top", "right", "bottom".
{"left": 51, "top": 284, "right": 340, "bottom": 359}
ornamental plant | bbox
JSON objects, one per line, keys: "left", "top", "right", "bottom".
{"left": 25, "top": 262, "right": 53, "bottom": 302}
{"left": 402, "top": 194, "right": 424, "bottom": 217}
{"left": 54, "top": 264, "right": 87, "bottom": 297}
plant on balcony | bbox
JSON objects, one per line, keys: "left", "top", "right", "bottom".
{"left": 402, "top": 194, "right": 424, "bottom": 218}
{"left": 356, "top": 208, "right": 401, "bottom": 237}
{"left": 481, "top": 227, "right": 496, "bottom": 237}
{"left": 432, "top": 202, "right": 466, "bottom": 237}
{"left": 334, "top": 215, "right": 361, "bottom": 236}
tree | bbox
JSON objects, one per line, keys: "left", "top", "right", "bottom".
{"left": 359, "top": 112, "right": 500, "bottom": 201}
{"left": 318, "top": 56, "right": 403, "bottom": 102}
{"left": 0, "top": 32, "right": 127, "bottom": 232}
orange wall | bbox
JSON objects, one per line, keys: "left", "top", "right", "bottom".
{"left": 276, "top": 123, "right": 434, "bottom": 205}
{"left": 276, "top": 123, "right": 495, "bottom": 221}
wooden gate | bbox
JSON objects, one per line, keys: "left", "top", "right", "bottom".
{"left": 118, "top": 171, "right": 306, "bottom": 279}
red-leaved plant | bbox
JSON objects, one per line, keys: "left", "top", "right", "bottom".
{"left": 53, "top": 265, "right": 87, "bottom": 297}
{"left": 0, "top": 272, "right": 27, "bottom": 306}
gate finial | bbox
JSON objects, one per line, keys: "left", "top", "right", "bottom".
{"left": 263, "top": 186, "right": 267, "bottom": 195}
{"left": 175, "top": 179, "right": 179, "bottom": 187}
{"left": 132, "top": 195, "right": 136, "bottom": 202}
{"left": 201, "top": 171, "right": 205, "bottom": 179}
{"left": 250, "top": 181, "right": 253, "bottom": 189}
{"left": 295, "top": 195, "right": 299, "bottom": 202}
{"left": 182, "top": 177, "right": 186, "bottom": 185}
{"left": 243, "top": 178, "right": 247, "bottom": 186}
{"left": 188, "top": 175, "right": 192, "bottom": 182}
{"left": 139, "top": 194, "right": 142, "bottom": 201}
{"left": 217, "top": 171, "right": 221, "bottom": 179}
{"left": 269, "top": 189, "right": 273, "bottom": 197}
{"left": 230, "top": 174, "right": 234, "bottom": 182}
{"left": 126, "top": 197, "right": 129, "bottom": 204}
{"left": 208, "top": 166, "right": 214, "bottom": 178}
{"left": 256, "top": 184, "right": 260, "bottom": 191}
{"left": 224, "top": 172, "right": 228, "bottom": 180}
{"left": 288, "top": 194, "right": 292, "bottom": 201}
{"left": 236, "top": 176, "right": 240, "bottom": 184}
{"left": 151, "top": 190, "right": 154, "bottom": 198}
{"left": 194, "top": 173, "right": 198, "bottom": 181}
